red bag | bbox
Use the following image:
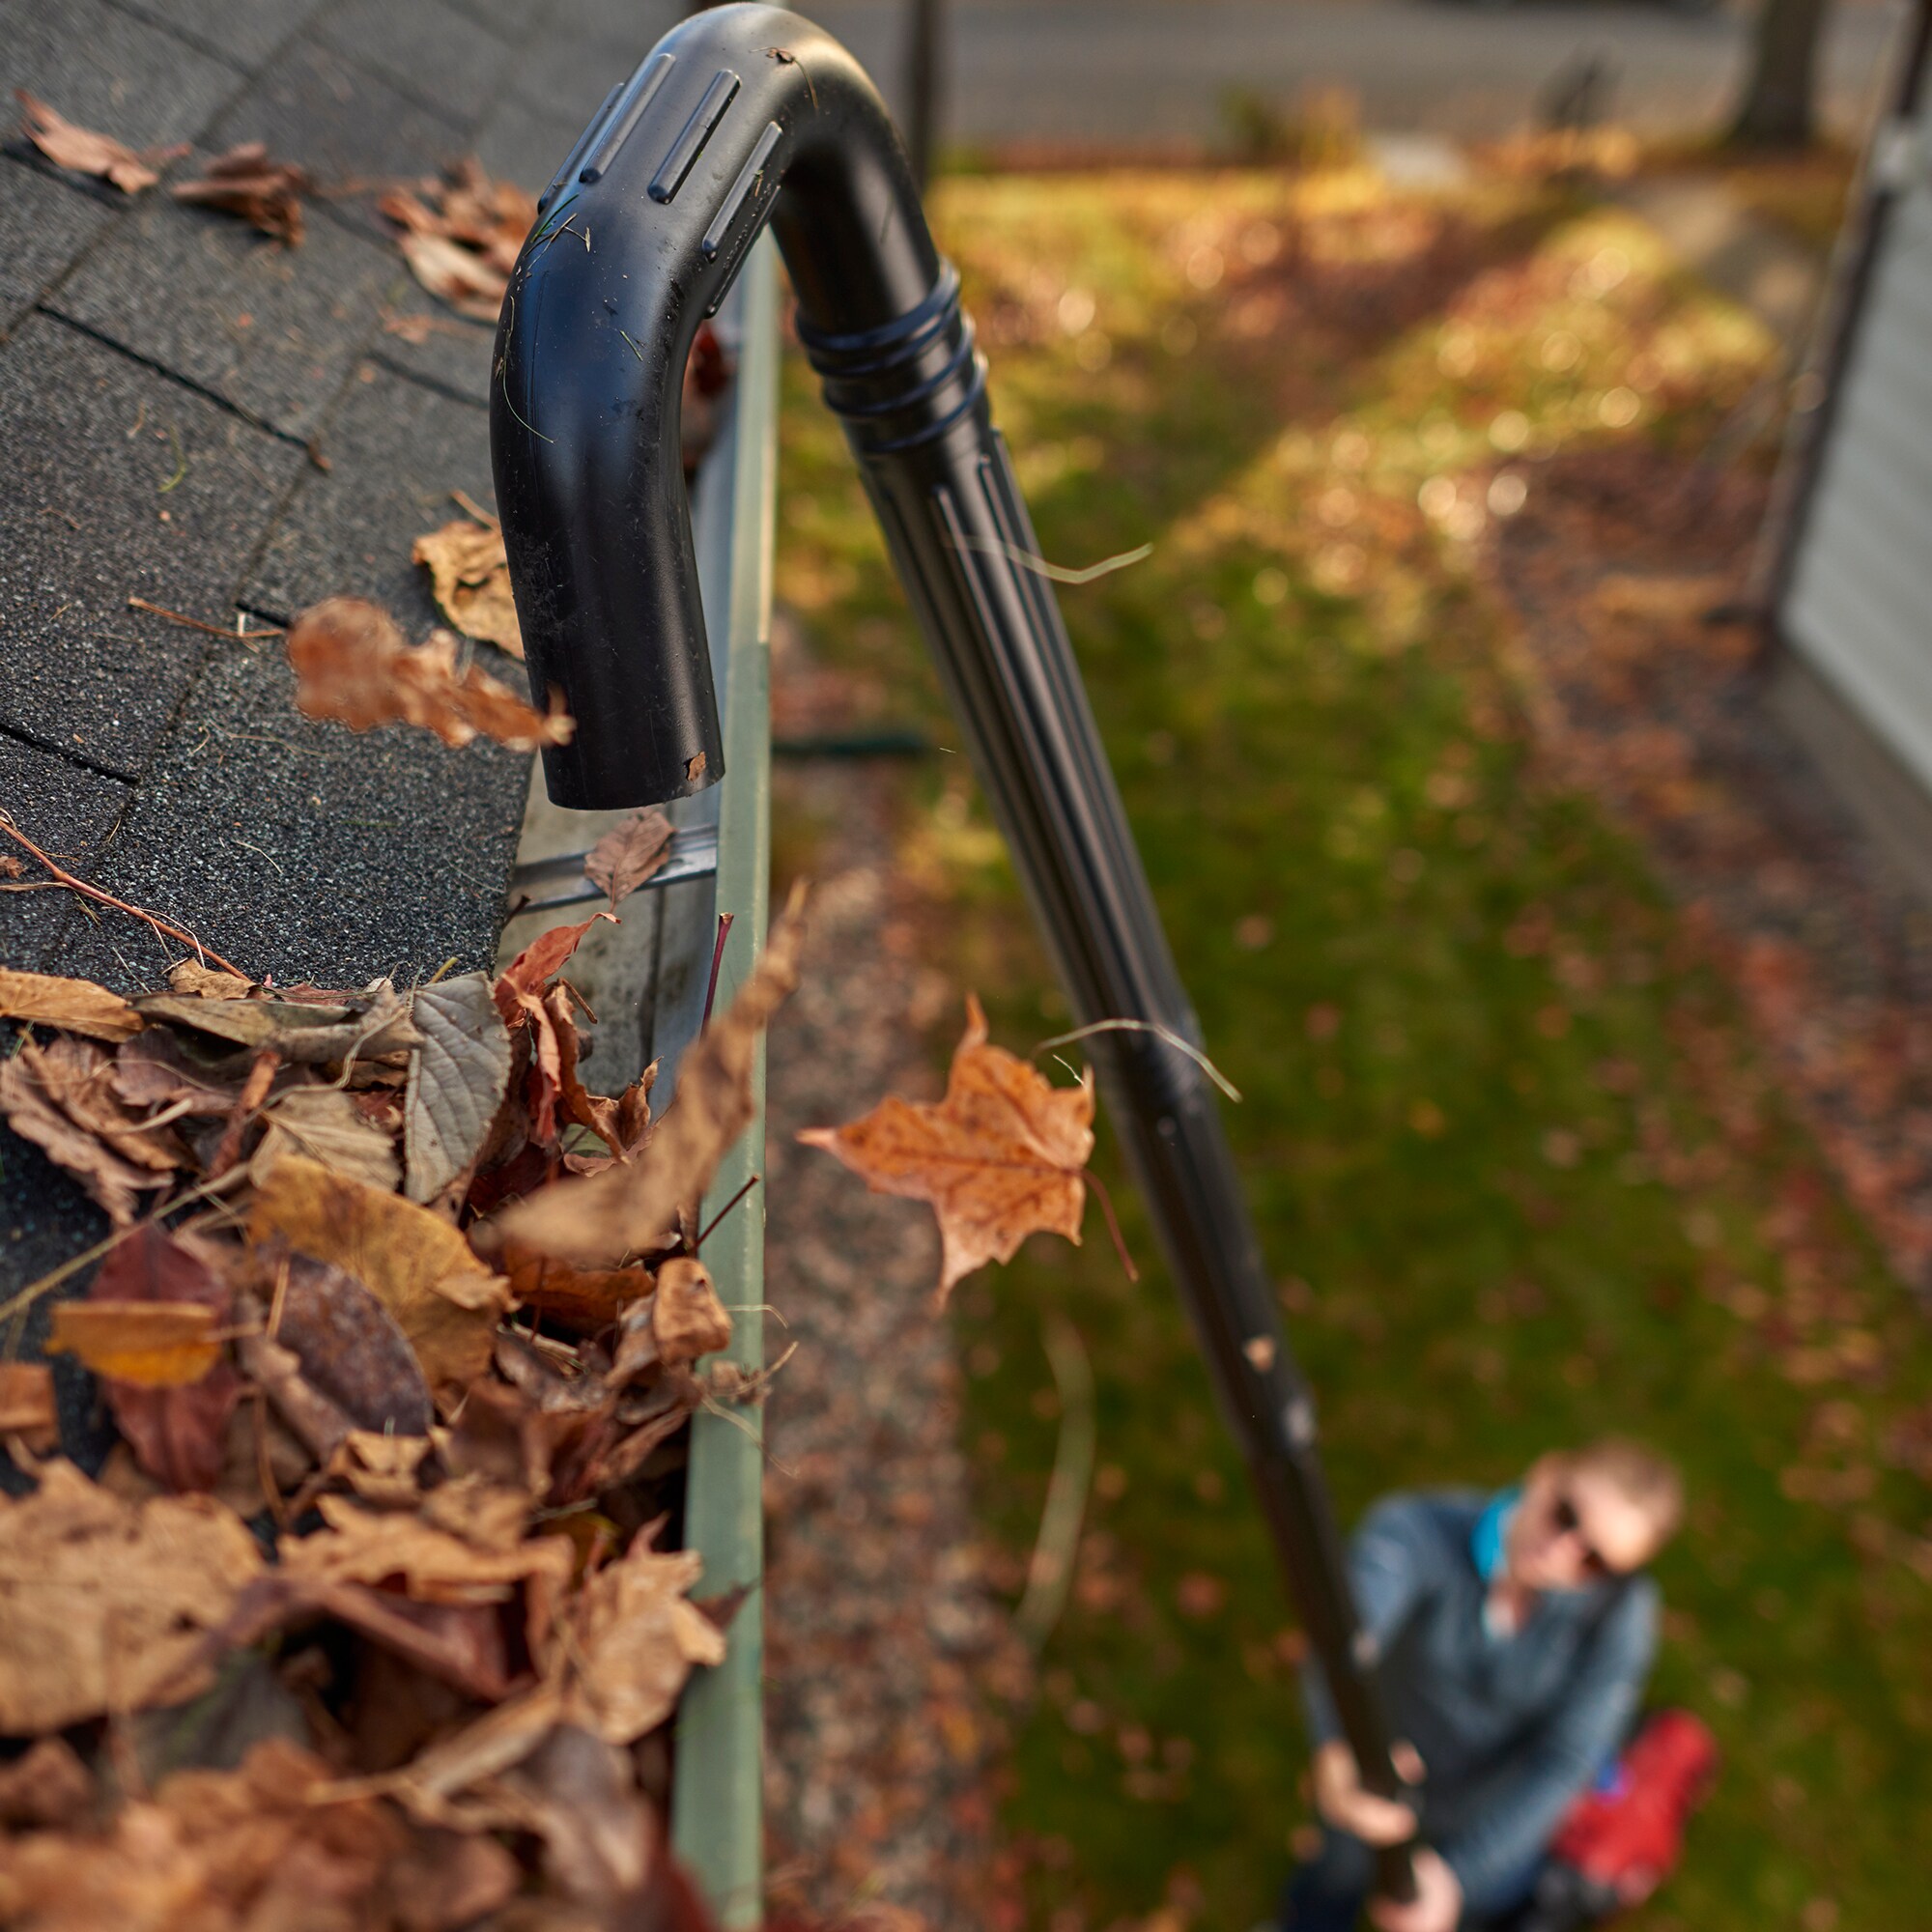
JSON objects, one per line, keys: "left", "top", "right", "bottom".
{"left": 1548, "top": 1709, "right": 1720, "bottom": 1909}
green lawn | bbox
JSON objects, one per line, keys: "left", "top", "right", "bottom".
{"left": 773, "top": 166, "right": 1932, "bottom": 1932}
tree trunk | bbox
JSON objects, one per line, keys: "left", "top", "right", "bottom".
{"left": 1730, "top": 0, "right": 1832, "bottom": 148}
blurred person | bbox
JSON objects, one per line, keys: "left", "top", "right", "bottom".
{"left": 1275, "top": 1440, "right": 1683, "bottom": 1932}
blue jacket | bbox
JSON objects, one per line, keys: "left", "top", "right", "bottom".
{"left": 1301, "top": 1489, "right": 1658, "bottom": 1900}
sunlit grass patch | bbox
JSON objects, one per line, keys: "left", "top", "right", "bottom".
{"left": 774, "top": 164, "right": 1927, "bottom": 1932}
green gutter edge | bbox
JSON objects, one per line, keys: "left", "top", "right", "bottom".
{"left": 671, "top": 234, "right": 781, "bottom": 1931}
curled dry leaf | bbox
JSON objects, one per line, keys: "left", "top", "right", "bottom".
{"left": 406, "top": 973, "right": 513, "bottom": 1204}
{"left": 413, "top": 515, "right": 524, "bottom": 657}
{"left": 497, "top": 914, "right": 614, "bottom": 1006}
{"left": 584, "top": 807, "right": 675, "bottom": 909}
{"left": 491, "top": 884, "right": 807, "bottom": 1265}
{"left": 651, "top": 1257, "right": 731, "bottom": 1368}
{"left": 134, "top": 980, "right": 418, "bottom": 1063}
{"left": 380, "top": 158, "right": 534, "bottom": 324}
{"left": 559, "top": 1531, "right": 725, "bottom": 1746}
{"left": 171, "top": 141, "right": 309, "bottom": 245}
{"left": 0, "top": 1037, "right": 178, "bottom": 1223}
{"left": 0, "top": 1364, "right": 56, "bottom": 1451}
{"left": 0, "top": 966, "right": 141, "bottom": 1041}
{"left": 503, "top": 1242, "right": 653, "bottom": 1333}
{"left": 395, "top": 232, "right": 502, "bottom": 320}
{"left": 287, "top": 598, "right": 573, "bottom": 753}
{"left": 166, "top": 957, "right": 255, "bottom": 999}
{"left": 14, "top": 90, "right": 184, "bottom": 193}
{"left": 281, "top": 1494, "right": 573, "bottom": 1618}
{"left": 249, "top": 1155, "right": 511, "bottom": 1391}
{"left": 0, "top": 1460, "right": 262, "bottom": 1731}
{"left": 799, "top": 992, "right": 1095, "bottom": 1299}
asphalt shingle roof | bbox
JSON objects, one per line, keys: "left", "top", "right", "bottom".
{"left": 0, "top": 0, "right": 680, "bottom": 1285}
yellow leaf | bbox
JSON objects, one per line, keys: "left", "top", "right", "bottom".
{"left": 0, "top": 967, "right": 142, "bottom": 1042}
{"left": 46, "top": 1301, "right": 221, "bottom": 1387}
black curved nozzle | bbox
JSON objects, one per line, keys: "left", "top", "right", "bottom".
{"left": 493, "top": 7, "right": 1415, "bottom": 1900}
{"left": 492, "top": 4, "right": 958, "bottom": 808}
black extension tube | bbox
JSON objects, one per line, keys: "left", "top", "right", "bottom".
{"left": 491, "top": 5, "right": 1418, "bottom": 1898}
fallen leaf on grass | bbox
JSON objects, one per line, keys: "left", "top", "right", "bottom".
{"left": 584, "top": 808, "right": 675, "bottom": 909}
{"left": 0, "top": 1459, "right": 261, "bottom": 1730}
{"left": 171, "top": 141, "right": 309, "bottom": 244}
{"left": 0, "top": 1364, "right": 56, "bottom": 1449}
{"left": 0, "top": 966, "right": 141, "bottom": 1041}
{"left": 250, "top": 1155, "right": 510, "bottom": 1390}
{"left": 490, "top": 886, "right": 807, "bottom": 1265}
{"left": 288, "top": 598, "right": 573, "bottom": 752}
{"left": 799, "top": 992, "right": 1095, "bottom": 1299}
{"left": 406, "top": 973, "right": 512, "bottom": 1203}
{"left": 560, "top": 1530, "right": 724, "bottom": 1745}
{"left": 413, "top": 515, "right": 524, "bottom": 657}
{"left": 14, "top": 90, "right": 184, "bottom": 193}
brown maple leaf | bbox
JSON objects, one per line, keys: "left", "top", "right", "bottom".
{"left": 798, "top": 994, "right": 1095, "bottom": 1300}
{"left": 287, "top": 598, "right": 571, "bottom": 752}
{"left": 14, "top": 91, "right": 184, "bottom": 193}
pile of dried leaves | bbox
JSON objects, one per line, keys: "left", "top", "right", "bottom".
{"left": 0, "top": 884, "right": 808, "bottom": 1930}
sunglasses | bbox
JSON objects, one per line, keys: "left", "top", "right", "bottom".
{"left": 1550, "top": 1491, "right": 1615, "bottom": 1579}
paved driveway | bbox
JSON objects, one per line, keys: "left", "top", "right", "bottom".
{"left": 806, "top": 0, "right": 1908, "bottom": 148}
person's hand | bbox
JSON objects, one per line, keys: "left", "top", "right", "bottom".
{"left": 1368, "top": 1846, "right": 1462, "bottom": 1932}
{"left": 1310, "top": 1739, "right": 1420, "bottom": 1846}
